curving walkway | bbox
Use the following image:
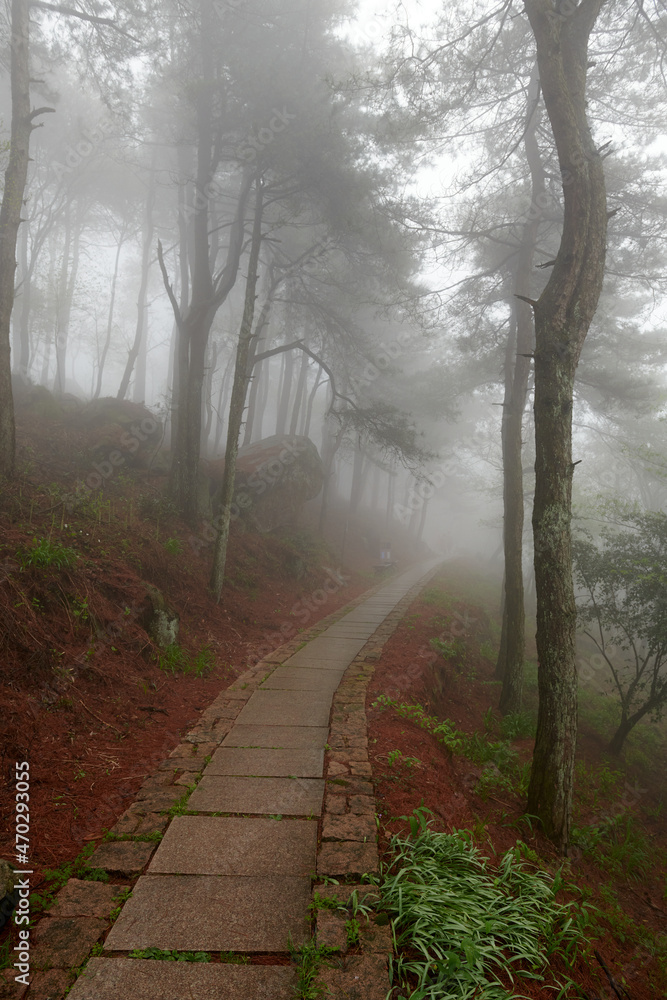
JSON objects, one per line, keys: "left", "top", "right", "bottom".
{"left": 61, "top": 560, "right": 439, "bottom": 999}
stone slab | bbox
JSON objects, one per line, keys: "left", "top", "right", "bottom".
{"left": 48, "top": 879, "right": 129, "bottom": 919}
{"left": 32, "top": 916, "right": 107, "bottom": 970}
{"left": 206, "top": 747, "right": 324, "bottom": 778}
{"left": 234, "top": 691, "right": 332, "bottom": 727}
{"left": 0, "top": 969, "right": 27, "bottom": 1000}
{"left": 148, "top": 815, "right": 317, "bottom": 875}
{"left": 104, "top": 875, "right": 311, "bottom": 952}
{"left": 25, "top": 969, "right": 72, "bottom": 1000}
{"left": 68, "top": 957, "right": 298, "bottom": 999}
{"left": 188, "top": 775, "right": 324, "bottom": 815}
{"left": 260, "top": 667, "right": 343, "bottom": 691}
{"left": 222, "top": 725, "right": 329, "bottom": 748}
{"left": 319, "top": 954, "right": 389, "bottom": 1000}
{"left": 322, "top": 814, "right": 376, "bottom": 842}
{"left": 317, "top": 841, "right": 378, "bottom": 877}
{"left": 87, "top": 841, "right": 156, "bottom": 876}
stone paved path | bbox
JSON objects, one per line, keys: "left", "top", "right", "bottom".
{"left": 66, "top": 561, "right": 438, "bottom": 999}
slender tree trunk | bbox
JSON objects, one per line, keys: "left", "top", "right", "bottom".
{"left": 276, "top": 349, "right": 294, "bottom": 436}
{"left": 302, "top": 363, "right": 323, "bottom": 439}
{"left": 0, "top": 0, "right": 53, "bottom": 474}
{"left": 202, "top": 339, "right": 218, "bottom": 452}
{"left": 15, "top": 215, "right": 31, "bottom": 380}
{"left": 289, "top": 349, "right": 309, "bottom": 437}
{"left": 242, "top": 289, "right": 273, "bottom": 445}
{"left": 525, "top": 0, "right": 608, "bottom": 854}
{"left": 349, "top": 436, "right": 365, "bottom": 514}
{"left": 497, "top": 63, "right": 546, "bottom": 714}
{"left": 94, "top": 227, "right": 125, "bottom": 399}
{"left": 118, "top": 153, "right": 157, "bottom": 401}
{"left": 209, "top": 177, "right": 264, "bottom": 600}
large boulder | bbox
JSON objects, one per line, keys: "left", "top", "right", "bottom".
{"left": 206, "top": 435, "right": 324, "bottom": 533}
{"left": 75, "top": 398, "right": 163, "bottom": 470}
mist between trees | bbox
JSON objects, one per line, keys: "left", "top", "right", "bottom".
{"left": 1, "top": 0, "right": 667, "bottom": 851}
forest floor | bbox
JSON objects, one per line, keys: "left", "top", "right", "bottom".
{"left": 367, "top": 561, "right": 667, "bottom": 999}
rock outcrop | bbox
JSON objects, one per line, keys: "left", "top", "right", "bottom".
{"left": 205, "top": 435, "right": 324, "bottom": 533}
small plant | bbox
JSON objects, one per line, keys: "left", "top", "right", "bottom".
{"left": 156, "top": 643, "right": 215, "bottom": 677}
{"left": 163, "top": 537, "right": 183, "bottom": 556}
{"left": 129, "top": 947, "right": 210, "bottom": 961}
{"left": 17, "top": 537, "right": 77, "bottom": 571}
{"left": 287, "top": 936, "right": 336, "bottom": 999}
{"left": 430, "top": 636, "right": 466, "bottom": 663}
{"left": 345, "top": 918, "right": 360, "bottom": 947}
{"left": 32, "top": 843, "right": 109, "bottom": 913}
{"left": 219, "top": 951, "right": 250, "bottom": 964}
{"left": 499, "top": 711, "right": 536, "bottom": 741}
{"left": 479, "top": 640, "right": 495, "bottom": 661}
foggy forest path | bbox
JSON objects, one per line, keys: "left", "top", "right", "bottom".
{"left": 64, "top": 560, "right": 440, "bottom": 999}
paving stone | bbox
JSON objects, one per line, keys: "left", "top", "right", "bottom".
{"left": 325, "top": 795, "right": 347, "bottom": 815}
{"left": 321, "top": 814, "right": 376, "bottom": 842}
{"left": 312, "top": 883, "right": 380, "bottom": 907}
{"left": 125, "top": 788, "right": 183, "bottom": 812}
{"left": 349, "top": 795, "right": 375, "bottom": 815}
{"left": 136, "top": 774, "right": 173, "bottom": 797}
{"left": 222, "top": 725, "right": 329, "bottom": 748}
{"left": 25, "top": 968, "right": 72, "bottom": 1000}
{"left": 317, "top": 841, "right": 378, "bottom": 877}
{"left": 104, "top": 875, "right": 311, "bottom": 952}
{"left": 167, "top": 742, "right": 216, "bottom": 760}
{"left": 67, "top": 957, "right": 298, "bottom": 999}
{"left": 134, "top": 813, "right": 169, "bottom": 835}
{"left": 361, "top": 920, "right": 393, "bottom": 954}
{"left": 48, "top": 880, "right": 129, "bottom": 919}
{"left": 326, "top": 778, "right": 374, "bottom": 796}
{"left": 108, "top": 809, "right": 140, "bottom": 836}
{"left": 0, "top": 969, "right": 27, "bottom": 1000}
{"left": 329, "top": 749, "right": 368, "bottom": 763}
{"left": 87, "top": 841, "right": 156, "bottom": 876}
{"left": 148, "top": 815, "right": 317, "bottom": 876}
{"left": 349, "top": 761, "right": 372, "bottom": 777}
{"left": 260, "top": 667, "right": 343, "bottom": 691}
{"left": 327, "top": 761, "right": 349, "bottom": 778}
{"left": 316, "top": 910, "right": 348, "bottom": 951}
{"left": 319, "top": 954, "right": 389, "bottom": 1000}
{"left": 32, "top": 917, "right": 107, "bottom": 970}
{"left": 235, "top": 691, "right": 332, "bottom": 727}
{"left": 188, "top": 775, "right": 324, "bottom": 815}
{"left": 206, "top": 747, "right": 324, "bottom": 778}
{"left": 174, "top": 770, "right": 200, "bottom": 786}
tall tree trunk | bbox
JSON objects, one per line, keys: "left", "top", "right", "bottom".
{"left": 349, "top": 436, "right": 365, "bottom": 514}
{"left": 94, "top": 226, "right": 125, "bottom": 399}
{"left": 118, "top": 152, "right": 157, "bottom": 402}
{"left": 15, "top": 214, "right": 32, "bottom": 380}
{"left": 276, "top": 348, "right": 294, "bottom": 436}
{"left": 242, "top": 289, "right": 273, "bottom": 446}
{"left": 302, "top": 363, "right": 323, "bottom": 439}
{"left": 54, "top": 202, "right": 72, "bottom": 394}
{"left": 525, "top": 0, "right": 608, "bottom": 854}
{"left": 209, "top": 176, "right": 264, "bottom": 600}
{"left": 0, "top": 0, "right": 52, "bottom": 474}
{"left": 289, "top": 349, "right": 309, "bottom": 437}
{"left": 497, "top": 62, "right": 545, "bottom": 715}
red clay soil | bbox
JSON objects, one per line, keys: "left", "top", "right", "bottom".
{"left": 367, "top": 569, "right": 667, "bottom": 999}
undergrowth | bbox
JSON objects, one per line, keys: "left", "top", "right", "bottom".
{"left": 378, "top": 808, "right": 594, "bottom": 1000}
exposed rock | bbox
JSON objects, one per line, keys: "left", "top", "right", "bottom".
{"left": 205, "top": 435, "right": 324, "bottom": 534}
{"left": 139, "top": 583, "right": 179, "bottom": 647}
{"left": 75, "top": 398, "right": 162, "bottom": 470}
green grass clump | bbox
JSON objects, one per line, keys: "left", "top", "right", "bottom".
{"left": 156, "top": 643, "right": 215, "bottom": 677}
{"left": 382, "top": 818, "right": 591, "bottom": 999}
{"left": 129, "top": 947, "right": 210, "bottom": 961}
{"left": 17, "top": 537, "right": 78, "bottom": 571}
{"left": 31, "top": 843, "right": 109, "bottom": 914}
